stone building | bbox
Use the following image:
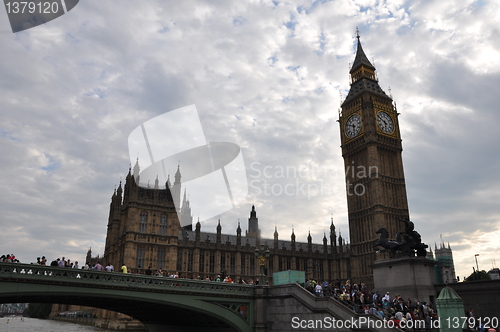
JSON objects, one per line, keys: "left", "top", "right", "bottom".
{"left": 434, "top": 242, "right": 457, "bottom": 283}
{"left": 338, "top": 31, "right": 413, "bottom": 287}
{"left": 103, "top": 161, "right": 351, "bottom": 283}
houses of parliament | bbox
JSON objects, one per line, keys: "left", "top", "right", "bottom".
{"left": 101, "top": 34, "right": 455, "bottom": 288}
{"left": 102, "top": 160, "right": 351, "bottom": 283}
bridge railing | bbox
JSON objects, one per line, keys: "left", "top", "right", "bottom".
{"left": 0, "top": 262, "right": 254, "bottom": 297}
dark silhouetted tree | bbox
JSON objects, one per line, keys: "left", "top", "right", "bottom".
{"left": 464, "top": 270, "right": 491, "bottom": 282}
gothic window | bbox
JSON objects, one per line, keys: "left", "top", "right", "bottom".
{"left": 220, "top": 255, "right": 226, "bottom": 274}
{"left": 139, "top": 212, "right": 148, "bottom": 233}
{"left": 157, "top": 248, "right": 166, "bottom": 269}
{"left": 136, "top": 246, "right": 145, "bottom": 269}
{"left": 177, "top": 250, "right": 183, "bottom": 272}
{"left": 250, "top": 257, "right": 255, "bottom": 276}
{"left": 241, "top": 255, "right": 246, "bottom": 275}
{"left": 199, "top": 251, "right": 205, "bottom": 273}
{"left": 230, "top": 253, "right": 235, "bottom": 275}
{"left": 159, "top": 214, "right": 168, "bottom": 235}
{"left": 187, "top": 252, "right": 193, "bottom": 271}
{"left": 209, "top": 252, "right": 215, "bottom": 273}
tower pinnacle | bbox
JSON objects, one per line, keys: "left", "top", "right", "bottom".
{"left": 174, "top": 164, "right": 181, "bottom": 185}
{"left": 133, "top": 158, "right": 140, "bottom": 184}
{"left": 350, "top": 32, "right": 375, "bottom": 75}
{"left": 247, "top": 205, "right": 260, "bottom": 238}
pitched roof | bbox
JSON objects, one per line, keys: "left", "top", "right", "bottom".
{"left": 350, "top": 37, "right": 375, "bottom": 73}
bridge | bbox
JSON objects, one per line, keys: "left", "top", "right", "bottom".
{"left": 0, "top": 262, "right": 254, "bottom": 332}
{"left": 0, "top": 262, "right": 398, "bottom": 332}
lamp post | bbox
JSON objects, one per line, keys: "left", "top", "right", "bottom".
{"left": 255, "top": 245, "right": 270, "bottom": 285}
{"left": 475, "top": 254, "right": 480, "bottom": 272}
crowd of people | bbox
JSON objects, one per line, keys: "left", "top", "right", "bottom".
{"left": 45, "top": 258, "right": 121, "bottom": 272}
{"left": 2, "top": 256, "right": 249, "bottom": 281}
{"left": 303, "top": 279, "right": 496, "bottom": 332}
{"left": 3, "top": 255, "right": 120, "bottom": 272}
{"left": 140, "top": 267, "right": 255, "bottom": 284}
{"left": 304, "top": 278, "right": 456, "bottom": 331}
{"left": 0, "top": 254, "right": 19, "bottom": 263}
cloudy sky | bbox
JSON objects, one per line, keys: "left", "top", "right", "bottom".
{"left": 0, "top": 0, "right": 499, "bottom": 281}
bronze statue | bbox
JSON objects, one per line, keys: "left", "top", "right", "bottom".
{"left": 373, "top": 218, "right": 428, "bottom": 258}
{"left": 373, "top": 228, "right": 401, "bottom": 258}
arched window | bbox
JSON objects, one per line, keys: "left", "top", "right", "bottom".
{"left": 157, "top": 248, "right": 166, "bottom": 270}
{"left": 159, "top": 214, "right": 168, "bottom": 235}
{"left": 136, "top": 246, "right": 145, "bottom": 269}
{"left": 188, "top": 252, "right": 193, "bottom": 271}
{"left": 139, "top": 212, "right": 148, "bottom": 233}
{"left": 199, "top": 251, "right": 205, "bottom": 273}
{"left": 230, "top": 253, "right": 236, "bottom": 274}
{"left": 177, "top": 250, "right": 183, "bottom": 272}
{"left": 209, "top": 252, "right": 215, "bottom": 273}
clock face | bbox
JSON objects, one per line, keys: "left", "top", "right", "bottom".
{"left": 377, "top": 111, "right": 394, "bottom": 134}
{"left": 345, "top": 114, "right": 362, "bottom": 138}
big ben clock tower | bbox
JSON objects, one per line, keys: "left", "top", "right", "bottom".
{"left": 339, "top": 31, "right": 410, "bottom": 287}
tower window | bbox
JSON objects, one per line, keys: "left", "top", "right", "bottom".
{"left": 187, "top": 252, "right": 194, "bottom": 272}
{"left": 220, "top": 255, "right": 226, "bottom": 274}
{"left": 209, "top": 253, "right": 215, "bottom": 273}
{"left": 177, "top": 250, "right": 183, "bottom": 272}
{"left": 200, "top": 251, "right": 205, "bottom": 273}
{"left": 136, "top": 246, "right": 145, "bottom": 269}
{"left": 250, "top": 257, "right": 255, "bottom": 276}
{"left": 230, "top": 253, "right": 236, "bottom": 275}
{"left": 241, "top": 254, "right": 246, "bottom": 275}
{"left": 157, "top": 248, "right": 166, "bottom": 270}
{"left": 159, "top": 214, "right": 168, "bottom": 235}
{"left": 139, "top": 212, "right": 148, "bottom": 233}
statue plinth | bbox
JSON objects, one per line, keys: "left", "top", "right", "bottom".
{"left": 372, "top": 256, "right": 437, "bottom": 304}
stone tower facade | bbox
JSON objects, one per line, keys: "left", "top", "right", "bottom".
{"left": 339, "top": 33, "right": 410, "bottom": 287}
{"left": 434, "top": 242, "right": 457, "bottom": 283}
{"left": 103, "top": 161, "right": 182, "bottom": 271}
{"left": 246, "top": 205, "right": 260, "bottom": 238}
